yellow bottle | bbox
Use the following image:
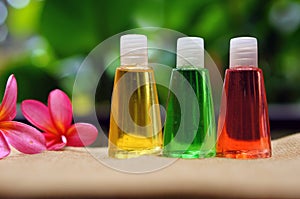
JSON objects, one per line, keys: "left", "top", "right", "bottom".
{"left": 108, "top": 34, "right": 162, "bottom": 158}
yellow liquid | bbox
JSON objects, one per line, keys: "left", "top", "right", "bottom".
{"left": 108, "top": 66, "right": 163, "bottom": 158}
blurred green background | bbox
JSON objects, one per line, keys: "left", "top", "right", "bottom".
{"left": 0, "top": 0, "right": 300, "bottom": 136}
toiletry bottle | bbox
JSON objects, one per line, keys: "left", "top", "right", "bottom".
{"left": 108, "top": 34, "right": 163, "bottom": 159}
{"left": 217, "top": 37, "right": 271, "bottom": 159}
{"left": 163, "top": 37, "right": 216, "bottom": 158}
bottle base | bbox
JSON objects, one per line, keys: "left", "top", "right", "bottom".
{"left": 216, "top": 149, "right": 271, "bottom": 159}
{"left": 108, "top": 147, "right": 161, "bottom": 159}
{"left": 163, "top": 150, "right": 216, "bottom": 159}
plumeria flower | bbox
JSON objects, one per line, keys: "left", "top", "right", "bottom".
{"left": 0, "top": 75, "right": 46, "bottom": 159}
{"left": 21, "top": 89, "right": 98, "bottom": 150}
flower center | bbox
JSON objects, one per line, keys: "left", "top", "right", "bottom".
{"left": 61, "top": 135, "right": 67, "bottom": 144}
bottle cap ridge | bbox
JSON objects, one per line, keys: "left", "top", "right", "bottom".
{"left": 120, "top": 34, "right": 148, "bottom": 66}
{"left": 230, "top": 37, "right": 258, "bottom": 68}
{"left": 177, "top": 37, "right": 204, "bottom": 69}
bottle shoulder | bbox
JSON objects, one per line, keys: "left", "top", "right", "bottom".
{"left": 117, "top": 65, "right": 153, "bottom": 72}
{"left": 173, "top": 67, "right": 209, "bottom": 72}
{"left": 226, "top": 66, "right": 262, "bottom": 72}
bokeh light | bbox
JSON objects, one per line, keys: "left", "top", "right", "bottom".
{"left": 0, "top": 25, "right": 8, "bottom": 42}
{"left": 0, "top": 1, "right": 8, "bottom": 25}
{"left": 7, "top": 0, "right": 30, "bottom": 9}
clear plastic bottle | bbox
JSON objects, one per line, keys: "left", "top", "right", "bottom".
{"left": 217, "top": 37, "right": 271, "bottom": 159}
{"left": 163, "top": 37, "right": 216, "bottom": 158}
{"left": 108, "top": 34, "right": 162, "bottom": 158}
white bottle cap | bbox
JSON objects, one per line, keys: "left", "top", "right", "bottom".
{"left": 176, "top": 37, "right": 204, "bottom": 69}
{"left": 230, "top": 37, "right": 258, "bottom": 68}
{"left": 120, "top": 34, "right": 148, "bottom": 66}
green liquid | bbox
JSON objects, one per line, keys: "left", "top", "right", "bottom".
{"left": 163, "top": 68, "right": 216, "bottom": 158}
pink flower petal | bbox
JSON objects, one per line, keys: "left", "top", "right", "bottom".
{"left": 0, "top": 121, "right": 46, "bottom": 154}
{"left": 0, "top": 75, "right": 17, "bottom": 122}
{"left": 48, "top": 89, "right": 72, "bottom": 134}
{"left": 44, "top": 132, "right": 66, "bottom": 150}
{"left": 0, "top": 131, "right": 10, "bottom": 159}
{"left": 66, "top": 123, "right": 98, "bottom": 147}
{"left": 21, "top": 100, "right": 58, "bottom": 135}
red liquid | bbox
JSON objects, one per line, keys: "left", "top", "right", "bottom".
{"left": 217, "top": 66, "right": 271, "bottom": 159}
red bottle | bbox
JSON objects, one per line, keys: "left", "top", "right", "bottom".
{"left": 217, "top": 37, "right": 271, "bottom": 159}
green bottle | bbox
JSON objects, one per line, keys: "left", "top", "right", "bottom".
{"left": 163, "top": 37, "right": 216, "bottom": 158}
